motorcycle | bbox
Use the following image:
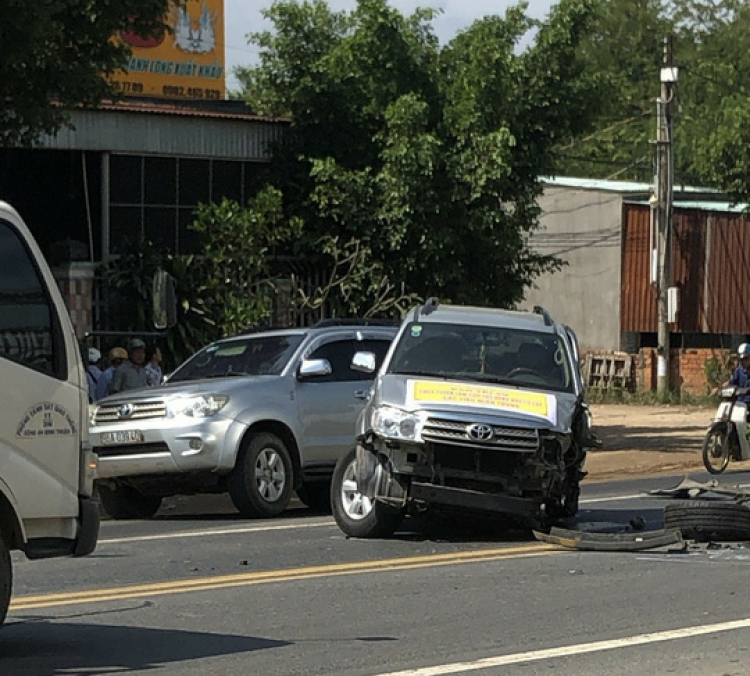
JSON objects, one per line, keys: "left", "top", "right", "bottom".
{"left": 703, "top": 386, "right": 750, "bottom": 474}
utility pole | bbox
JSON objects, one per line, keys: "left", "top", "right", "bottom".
{"left": 655, "top": 35, "right": 677, "bottom": 399}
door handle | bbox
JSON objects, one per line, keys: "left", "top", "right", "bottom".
{"left": 354, "top": 389, "right": 370, "bottom": 400}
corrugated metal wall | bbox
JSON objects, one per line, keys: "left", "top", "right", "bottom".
{"left": 622, "top": 204, "right": 750, "bottom": 334}
{"left": 706, "top": 213, "right": 750, "bottom": 333}
{"left": 621, "top": 204, "right": 655, "bottom": 332}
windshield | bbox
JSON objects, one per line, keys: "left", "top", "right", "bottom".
{"left": 388, "top": 322, "right": 574, "bottom": 393}
{"left": 168, "top": 334, "right": 305, "bottom": 383}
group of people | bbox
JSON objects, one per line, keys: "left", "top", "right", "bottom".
{"left": 86, "top": 338, "right": 165, "bottom": 403}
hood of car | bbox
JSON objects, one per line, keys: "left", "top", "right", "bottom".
{"left": 99, "top": 374, "right": 279, "bottom": 405}
{"left": 373, "top": 374, "right": 578, "bottom": 433}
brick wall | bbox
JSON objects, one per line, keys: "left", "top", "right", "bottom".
{"left": 638, "top": 347, "right": 732, "bottom": 395}
{"left": 52, "top": 263, "right": 97, "bottom": 339}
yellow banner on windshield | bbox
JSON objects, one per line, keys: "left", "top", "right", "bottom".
{"left": 408, "top": 380, "right": 557, "bottom": 425}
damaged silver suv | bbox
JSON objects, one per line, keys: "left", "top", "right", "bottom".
{"left": 331, "top": 299, "right": 596, "bottom": 538}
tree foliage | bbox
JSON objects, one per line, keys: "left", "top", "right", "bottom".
{"left": 0, "top": 0, "right": 171, "bottom": 146}
{"left": 237, "top": 0, "right": 602, "bottom": 309}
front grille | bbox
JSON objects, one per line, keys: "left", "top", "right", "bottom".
{"left": 422, "top": 416, "right": 540, "bottom": 452}
{"left": 95, "top": 442, "right": 170, "bottom": 458}
{"left": 94, "top": 400, "right": 167, "bottom": 424}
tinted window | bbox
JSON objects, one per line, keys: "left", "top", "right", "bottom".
{"left": 0, "top": 219, "right": 58, "bottom": 376}
{"left": 169, "top": 334, "right": 305, "bottom": 382}
{"left": 309, "top": 338, "right": 392, "bottom": 382}
{"left": 388, "top": 322, "right": 573, "bottom": 392}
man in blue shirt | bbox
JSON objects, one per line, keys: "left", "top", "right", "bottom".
{"left": 724, "top": 343, "right": 750, "bottom": 404}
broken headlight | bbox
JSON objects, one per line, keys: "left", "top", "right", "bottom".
{"left": 371, "top": 406, "right": 419, "bottom": 441}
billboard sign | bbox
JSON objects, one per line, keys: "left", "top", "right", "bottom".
{"left": 112, "top": 0, "right": 225, "bottom": 100}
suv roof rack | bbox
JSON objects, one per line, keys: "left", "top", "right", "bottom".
{"left": 532, "top": 305, "right": 554, "bottom": 326}
{"left": 312, "top": 318, "right": 401, "bottom": 328}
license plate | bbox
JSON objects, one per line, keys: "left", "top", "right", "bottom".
{"left": 100, "top": 430, "right": 144, "bottom": 446}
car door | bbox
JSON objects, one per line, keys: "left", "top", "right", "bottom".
{"left": 0, "top": 215, "right": 83, "bottom": 525}
{"left": 295, "top": 334, "right": 393, "bottom": 468}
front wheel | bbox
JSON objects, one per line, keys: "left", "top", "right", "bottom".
{"left": 0, "top": 536, "right": 11, "bottom": 629}
{"left": 702, "top": 426, "right": 730, "bottom": 474}
{"left": 331, "top": 448, "right": 405, "bottom": 539}
{"left": 228, "top": 432, "right": 294, "bottom": 518}
{"left": 98, "top": 483, "right": 162, "bottom": 520}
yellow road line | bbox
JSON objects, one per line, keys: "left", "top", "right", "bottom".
{"left": 11, "top": 543, "right": 558, "bottom": 611}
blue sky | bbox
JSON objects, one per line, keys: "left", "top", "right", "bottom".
{"left": 223, "top": 0, "right": 557, "bottom": 91}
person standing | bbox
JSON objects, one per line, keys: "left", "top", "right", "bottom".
{"left": 110, "top": 339, "right": 149, "bottom": 394}
{"left": 145, "top": 345, "right": 164, "bottom": 387}
{"left": 102, "top": 347, "right": 127, "bottom": 398}
{"left": 86, "top": 347, "right": 105, "bottom": 403}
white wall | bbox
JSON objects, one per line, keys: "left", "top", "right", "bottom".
{"left": 522, "top": 186, "right": 624, "bottom": 351}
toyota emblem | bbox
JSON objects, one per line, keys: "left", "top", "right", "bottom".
{"left": 467, "top": 423, "right": 493, "bottom": 441}
{"left": 117, "top": 403, "right": 134, "bottom": 419}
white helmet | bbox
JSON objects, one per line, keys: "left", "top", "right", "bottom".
{"left": 738, "top": 343, "right": 750, "bottom": 358}
{"left": 88, "top": 347, "right": 102, "bottom": 363}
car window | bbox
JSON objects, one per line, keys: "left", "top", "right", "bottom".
{"left": 169, "top": 334, "right": 305, "bottom": 382}
{"left": 388, "top": 322, "right": 573, "bottom": 392}
{"left": 0, "top": 219, "right": 62, "bottom": 378}
{"left": 309, "top": 338, "right": 391, "bottom": 383}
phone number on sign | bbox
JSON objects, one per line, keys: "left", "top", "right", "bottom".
{"left": 162, "top": 86, "right": 222, "bottom": 99}
{"left": 112, "top": 81, "right": 144, "bottom": 94}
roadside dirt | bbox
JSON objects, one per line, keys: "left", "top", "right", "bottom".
{"left": 586, "top": 404, "right": 750, "bottom": 481}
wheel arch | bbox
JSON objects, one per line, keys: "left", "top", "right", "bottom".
{"left": 0, "top": 484, "right": 25, "bottom": 550}
{"left": 240, "top": 421, "right": 302, "bottom": 489}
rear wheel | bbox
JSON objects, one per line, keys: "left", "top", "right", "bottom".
{"left": 0, "top": 536, "right": 11, "bottom": 629}
{"left": 98, "top": 483, "right": 162, "bottom": 520}
{"left": 228, "top": 433, "right": 294, "bottom": 518}
{"left": 296, "top": 483, "right": 332, "bottom": 513}
{"left": 702, "top": 427, "right": 730, "bottom": 474}
{"left": 331, "top": 448, "right": 405, "bottom": 538}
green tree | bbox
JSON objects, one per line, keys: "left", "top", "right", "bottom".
{"left": 0, "top": 0, "right": 171, "bottom": 146}
{"left": 238, "top": 0, "right": 602, "bottom": 309}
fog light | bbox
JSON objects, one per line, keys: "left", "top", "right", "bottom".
{"left": 189, "top": 438, "right": 203, "bottom": 450}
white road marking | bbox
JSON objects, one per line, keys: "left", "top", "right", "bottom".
{"left": 374, "top": 618, "right": 750, "bottom": 675}
{"left": 99, "top": 520, "right": 335, "bottom": 544}
{"left": 98, "top": 489, "right": 661, "bottom": 545}
{"left": 579, "top": 493, "right": 642, "bottom": 505}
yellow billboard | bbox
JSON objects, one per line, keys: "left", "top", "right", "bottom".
{"left": 112, "top": 0, "right": 225, "bottom": 100}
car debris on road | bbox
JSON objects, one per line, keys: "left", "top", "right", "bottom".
{"left": 533, "top": 527, "right": 683, "bottom": 552}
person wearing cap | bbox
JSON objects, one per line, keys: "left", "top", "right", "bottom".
{"left": 110, "top": 339, "right": 149, "bottom": 395}
{"left": 86, "top": 347, "right": 105, "bottom": 403}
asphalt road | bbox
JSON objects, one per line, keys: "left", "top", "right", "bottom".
{"left": 4, "top": 469, "right": 750, "bottom": 675}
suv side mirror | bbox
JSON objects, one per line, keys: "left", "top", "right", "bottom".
{"left": 351, "top": 351, "right": 376, "bottom": 374}
{"left": 153, "top": 269, "right": 177, "bottom": 330}
{"left": 298, "top": 358, "right": 332, "bottom": 380}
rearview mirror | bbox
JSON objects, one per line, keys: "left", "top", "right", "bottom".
{"left": 351, "top": 351, "right": 376, "bottom": 374}
{"left": 152, "top": 269, "right": 177, "bottom": 330}
{"left": 298, "top": 358, "right": 332, "bottom": 380}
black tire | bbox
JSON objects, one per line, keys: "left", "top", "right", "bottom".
{"left": 0, "top": 536, "right": 11, "bottom": 629}
{"left": 702, "top": 427, "right": 730, "bottom": 475}
{"left": 98, "top": 483, "right": 162, "bottom": 520}
{"left": 664, "top": 500, "right": 750, "bottom": 541}
{"left": 296, "top": 483, "right": 332, "bottom": 513}
{"left": 228, "top": 433, "right": 294, "bottom": 518}
{"left": 331, "top": 448, "right": 405, "bottom": 539}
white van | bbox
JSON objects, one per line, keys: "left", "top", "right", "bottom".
{"left": 0, "top": 202, "right": 99, "bottom": 627}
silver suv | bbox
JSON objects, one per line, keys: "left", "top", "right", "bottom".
{"left": 90, "top": 322, "right": 397, "bottom": 519}
{"left": 331, "top": 300, "right": 596, "bottom": 538}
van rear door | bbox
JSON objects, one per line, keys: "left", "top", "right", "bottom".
{"left": 0, "top": 208, "right": 86, "bottom": 547}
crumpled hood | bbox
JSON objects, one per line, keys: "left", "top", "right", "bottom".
{"left": 372, "top": 374, "right": 578, "bottom": 433}
{"left": 98, "top": 375, "right": 277, "bottom": 405}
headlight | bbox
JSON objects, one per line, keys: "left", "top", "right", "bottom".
{"left": 371, "top": 406, "right": 419, "bottom": 441}
{"left": 169, "top": 395, "right": 229, "bottom": 418}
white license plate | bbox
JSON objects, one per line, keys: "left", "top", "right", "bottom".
{"left": 100, "top": 430, "right": 144, "bottom": 446}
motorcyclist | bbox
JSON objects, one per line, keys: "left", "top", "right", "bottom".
{"left": 721, "top": 343, "right": 750, "bottom": 405}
